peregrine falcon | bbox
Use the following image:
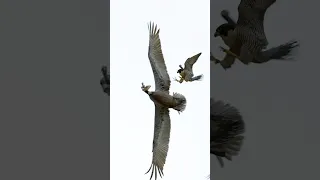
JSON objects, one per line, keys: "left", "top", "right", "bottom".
{"left": 142, "top": 22, "right": 187, "bottom": 180}
{"left": 210, "top": 98, "right": 245, "bottom": 167}
{"left": 212, "top": 0, "right": 299, "bottom": 70}
{"left": 100, "top": 65, "right": 110, "bottom": 96}
{"left": 175, "top": 53, "right": 204, "bottom": 83}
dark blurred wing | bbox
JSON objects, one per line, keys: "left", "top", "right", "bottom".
{"left": 146, "top": 105, "right": 171, "bottom": 180}
{"left": 210, "top": 98, "right": 245, "bottom": 166}
{"left": 220, "top": 10, "right": 237, "bottom": 26}
{"left": 148, "top": 22, "right": 171, "bottom": 93}
{"left": 237, "top": 0, "right": 276, "bottom": 26}
{"left": 184, "top": 52, "right": 202, "bottom": 71}
{"left": 100, "top": 66, "right": 110, "bottom": 95}
{"left": 100, "top": 78, "right": 110, "bottom": 95}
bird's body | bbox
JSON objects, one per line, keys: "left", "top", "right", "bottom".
{"left": 142, "top": 22, "right": 187, "bottom": 180}
{"left": 175, "top": 53, "right": 203, "bottom": 83}
{"left": 212, "top": 0, "right": 299, "bottom": 70}
{"left": 100, "top": 65, "right": 110, "bottom": 95}
{"left": 210, "top": 98, "right": 245, "bottom": 167}
{"left": 147, "top": 91, "right": 186, "bottom": 112}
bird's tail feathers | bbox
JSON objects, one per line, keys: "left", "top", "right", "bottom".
{"left": 216, "top": 156, "right": 225, "bottom": 167}
{"left": 259, "top": 40, "right": 300, "bottom": 63}
{"left": 225, "top": 135, "right": 244, "bottom": 160}
{"left": 172, "top": 92, "right": 186, "bottom": 113}
{"left": 191, "top": 74, "right": 203, "bottom": 81}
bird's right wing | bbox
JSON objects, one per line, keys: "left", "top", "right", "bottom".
{"left": 184, "top": 52, "right": 202, "bottom": 71}
{"left": 210, "top": 98, "right": 245, "bottom": 166}
{"left": 237, "top": 0, "right": 276, "bottom": 26}
{"left": 148, "top": 22, "right": 171, "bottom": 93}
{"left": 146, "top": 105, "right": 171, "bottom": 180}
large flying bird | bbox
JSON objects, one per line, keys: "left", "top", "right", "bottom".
{"left": 210, "top": 98, "right": 245, "bottom": 167}
{"left": 142, "top": 22, "right": 187, "bottom": 180}
{"left": 100, "top": 65, "right": 110, "bottom": 95}
{"left": 211, "top": 0, "right": 299, "bottom": 70}
{"left": 175, "top": 53, "right": 203, "bottom": 83}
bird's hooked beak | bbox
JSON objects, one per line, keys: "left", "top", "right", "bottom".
{"left": 214, "top": 32, "right": 219, "bottom": 37}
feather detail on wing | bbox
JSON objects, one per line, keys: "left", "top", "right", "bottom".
{"left": 184, "top": 52, "right": 202, "bottom": 71}
{"left": 148, "top": 22, "right": 171, "bottom": 92}
{"left": 210, "top": 98, "right": 245, "bottom": 167}
{"left": 146, "top": 106, "right": 171, "bottom": 180}
{"left": 237, "top": 0, "right": 276, "bottom": 49}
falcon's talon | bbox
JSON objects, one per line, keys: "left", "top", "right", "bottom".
{"left": 220, "top": 46, "right": 239, "bottom": 59}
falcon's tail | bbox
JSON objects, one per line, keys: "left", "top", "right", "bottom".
{"left": 256, "top": 40, "right": 300, "bottom": 63}
{"left": 191, "top": 74, "right": 203, "bottom": 81}
{"left": 172, "top": 92, "right": 186, "bottom": 113}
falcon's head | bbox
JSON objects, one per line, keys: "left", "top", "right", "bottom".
{"left": 214, "top": 23, "right": 235, "bottom": 38}
{"left": 177, "top": 65, "right": 184, "bottom": 74}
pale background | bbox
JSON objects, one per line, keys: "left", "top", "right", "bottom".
{"left": 110, "top": 0, "right": 210, "bottom": 179}
{"left": 211, "top": 0, "right": 319, "bottom": 180}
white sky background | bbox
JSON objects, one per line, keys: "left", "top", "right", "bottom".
{"left": 110, "top": 0, "right": 210, "bottom": 180}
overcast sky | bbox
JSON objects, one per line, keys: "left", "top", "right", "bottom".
{"left": 211, "top": 0, "right": 319, "bottom": 179}
{"left": 110, "top": 0, "right": 210, "bottom": 179}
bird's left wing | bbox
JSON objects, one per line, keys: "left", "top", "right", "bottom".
{"left": 210, "top": 98, "right": 245, "bottom": 167}
{"left": 184, "top": 52, "right": 202, "bottom": 71}
{"left": 148, "top": 22, "right": 171, "bottom": 93}
{"left": 146, "top": 105, "right": 171, "bottom": 180}
{"left": 237, "top": 0, "right": 276, "bottom": 49}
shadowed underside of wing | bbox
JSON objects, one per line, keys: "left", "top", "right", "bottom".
{"left": 146, "top": 105, "right": 171, "bottom": 180}
{"left": 184, "top": 52, "right": 202, "bottom": 71}
{"left": 148, "top": 22, "right": 171, "bottom": 92}
{"left": 210, "top": 98, "right": 245, "bottom": 167}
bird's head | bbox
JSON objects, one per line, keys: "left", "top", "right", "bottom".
{"left": 141, "top": 83, "right": 151, "bottom": 94}
{"left": 177, "top": 65, "right": 184, "bottom": 74}
{"left": 214, "top": 23, "right": 235, "bottom": 38}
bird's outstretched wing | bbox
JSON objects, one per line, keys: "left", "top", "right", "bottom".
{"left": 220, "top": 10, "right": 236, "bottom": 26}
{"left": 210, "top": 98, "right": 245, "bottom": 167}
{"left": 100, "top": 65, "right": 110, "bottom": 95}
{"left": 148, "top": 22, "right": 171, "bottom": 92}
{"left": 184, "top": 52, "right": 202, "bottom": 71}
{"left": 146, "top": 105, "right": 171, "bottom": 180}
{"left": 237, "top": 0, "right": 276, "bottom": 47}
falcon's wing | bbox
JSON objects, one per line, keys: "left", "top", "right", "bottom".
{"left": 237, "top": 0, "right": 276, "bottom": 25}
{"left": 184, "top": 52, "right": 202, "bottom": 71}
{"left": 210, "top": 98, "right": 245, "bottom": 167}
{"left": 146, "top": 106, "right": 171, "bottom": 180}
{"left": 148, "top": 22, "right": 171, "bottom": 92}
{"left": 100, "top": 66, "right": 110, "bottom": 95}
{"left": 220, "top": 10, "right": 237, "bottom": 26}
{"left": 237, "top": 0, "right": 276, "bottom": 47}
